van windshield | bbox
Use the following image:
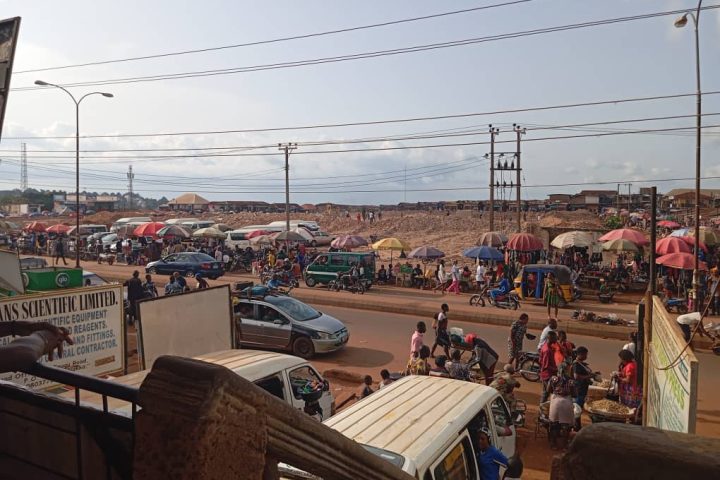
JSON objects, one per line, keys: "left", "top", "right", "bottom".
{"left": 361, "top": 445, "right": 405, "bottom": 469}
{"left": 265, "top": 296, "right": 321, "bottom": 321}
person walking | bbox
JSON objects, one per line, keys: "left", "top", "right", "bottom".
{"left": 434, "top": 260, "right": 448, "bottom": 294}
{"left": 53, "top": 236, "right": 68, "bottom": 266}
{"left": 539, "top": 331, "right": 559, "bottom": 403}
{"left": 447, "top": 260, "right": 461, "bottom": 295}
{"left": 544, "top": 272, "right": 560, "bottom": 319}
{"left": 124, "top": 270, "right": 144, "bottom": 325}
{"left": 430, "top": 303, "right": 451, "bottom": 358}
{"left": 410, "top": 321, "right": 426, "bottom": 357}
{"left": 507, "top": 313, "right": 530, "bottom": 369}
{"left": 475, "top": 261, "right": 486, "bottom": 292}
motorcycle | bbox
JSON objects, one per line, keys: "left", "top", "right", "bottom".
{"left": 664, "top": 297, "right": 688, "bottom": 314}
{"left": 517, "top": 351, "right": 541, "bottom": 382}
{"left": 328, "top": 274, "right": 370, "bottom": 294}
{"left": 488, "top": 291, "right": 521, "bottom": 310}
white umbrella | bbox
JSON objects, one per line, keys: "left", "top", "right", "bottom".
{"left": 192, "top": 227, "right": 225, "bottom": 238}
{"left": 550, "top": 231, "right": 594, "bottom": 249}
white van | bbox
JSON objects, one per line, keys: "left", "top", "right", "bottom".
{"left": 181, "top": 220, "right": 216, "bottom": 231}
{"left": 226, "top": 230, "right": 252, "bottom": 249}
{"left": 165, "top": 218, "right": 199, "bottom": 225}
{"left": 268, "top": 220, "right": 319, "bottom": 232}
{"left": 110, "top": 217, "right": 152, "bottom": 232}
{"left": 69, "top": 350, "right": 335, "bottom": 419}
{"left": 321, "top": 376, "right": 516, "bottom": 478}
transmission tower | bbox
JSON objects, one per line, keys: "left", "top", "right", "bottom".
{"left": 127, "top": 165, "right": 135, "bottom": 210}
{"left": 487, "top": 124, "right": 524, "bottom": 233}
{"left": 20, "top": 142, "right": 27, "bottom": 190}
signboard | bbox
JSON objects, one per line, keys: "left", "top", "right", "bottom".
{"left": 137, "top": 285, "right": 233, "bottom": 370}
{"left": 647, "top": 296, "right": 699, "bottom": 433}
{"left": 0, "top": 249, "right": 23, "bottom": 294}
{"left": 0, "top": 285, "right": 125, "bottom": 389}
{"left": 0, "top": 17, "right": 20, "bottom": 141}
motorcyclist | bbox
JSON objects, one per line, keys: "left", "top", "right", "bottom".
{"left": 340, "top": 263, "right": 359, "bottom": 289}
{"left": 490, "top": 274, "right": 511, "bottom": 303}
{"left": 266, "top": 274, "right": 283, "bottom": 291}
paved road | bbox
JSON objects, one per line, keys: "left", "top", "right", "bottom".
{"left": 309, "top": 305, "right": 720, "bottom": 438}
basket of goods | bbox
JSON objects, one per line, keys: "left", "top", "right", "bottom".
{"left": 585, "top": 399, "right": 634, "bottom": 423}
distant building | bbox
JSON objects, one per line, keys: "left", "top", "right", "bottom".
{"left": 663, "top": 188, "right": 720, "bottom": 209}
{"left": 60, "top": 193, "right": 121, "bottom": 213}
{"left": 167, "top": 193, "right": 210, "bottom": 212}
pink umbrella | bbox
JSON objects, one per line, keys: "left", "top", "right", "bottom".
{"left": 657, "top": 220, "right": 680, "bottom": 229}
{"left": 133, "top": 222, "right": 166, "bottom": 239}
{"left": 678, "top": 236, "right": 708, "bottom": 253}
{"left": 331, "top": 235, "right": 368, "bottom": 249}
{"left": 655, "top": 237, "right": 690, "bottom": 255}
{"left": 598, "top": 228, "right": 649, "bottom": 246}
{"left": 506, "top": 233, "right": 543, "bottom": 251}
{"left": 656, "top": 252, "right": 707, "bottom": 271}
{"left": 46, "top": 224, "right": 71, "bottom": 234}
{"left": 24, "top": 221, "right": 48, "bottom": 232}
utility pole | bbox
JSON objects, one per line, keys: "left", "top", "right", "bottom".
{"left": 278, "top": 143, "right": 298, "bottom": 232}
{"left": 20, "top": 142, "right": 27, "bottom": 191}
{"left": 627, "top": 183, "right": 632, "bottom": 212}
{"left": 514, "top": 124, "right": 526, "bottom": 233}
{"left": 488, "top": 125, "right": 500, "bottom": 231}
{"left": 127, "top": 165, "right": 134, "bottom": 210}
{"left": 617, "top": 184, "right": 621, "bottom": 213}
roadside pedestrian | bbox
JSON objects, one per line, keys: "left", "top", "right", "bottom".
{"left": 379, "top": 369, "right": 394, "bottom": 389}
{"left": 429, "top": 355, "right": 450, "bottom": 377}
{"left": 544, "top": 272, "right": 560, "bottom": 319}
{"left": 143, "top": 274, "right": 158, "bottom": 298}
{"left": 434, "top": 260, "right": 447, "bottom": 294}
{"left": 572, "top": 346, "right": 593, "bottom": 411}
{"left": 622, "top": 331, "right": 637, "bottom": 356}
{"left": 195, "top": 273, "right": 209, "bottom": 290}
{"left": 124, "top": 270, "right": 144, "bottom": 325}
{"left": 475, "top": 261, "right": 486, "bottom": 291}
{"left": 557, "top": 330, "right": 575, "bottom": 362}
{"left": 539, "top": 331, "right": 559, "bottom": 403}
{"left": 537, "top": 318, "right": 558, "bottom": 351}
{"left": 616, "top": 349, "right": 640, "bottom": 408}
{"left": 547, "top": 360, "right": 576, "bottom": 450}
{"left": 507, "top": 313, "right": 530, "bottom": 369}
{"left": 447, "top": 260, "right": 461, "bottom": 295}
{"left": 410, "top": 321, "right": 426, "bottom": 357}
{"left": 407, "top": 345, "right": 431, "bottom": 375}
{"left": 359, "top": 375, "right": 374, "bottom": 398}
{"left": 430, "top": 303, "right": 450, "bottom": 358}
{"left": 173, "top": 271, "right": 188, "bottom": 292}
{"left": 447, "top": 349, "right": 471, "bottom": 381}
{"left": 53, "top": 236, "right": 67, "bottom": 266}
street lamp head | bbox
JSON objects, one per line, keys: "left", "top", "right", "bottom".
{"left": 101, "top": 92, "right": 114, "bottom": 98}
{"left": 674, "top": 13, "right": 688, "bottom": 28}
{"left": 34, "top": 80, "right": 49, "bottom": 86}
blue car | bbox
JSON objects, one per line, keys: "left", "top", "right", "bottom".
{"left": 145, "top": 252, "right": 224, "bottom": 279}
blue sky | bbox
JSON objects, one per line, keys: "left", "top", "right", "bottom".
{"left": 0, "top": 0, "right": 718, "bottom": 205}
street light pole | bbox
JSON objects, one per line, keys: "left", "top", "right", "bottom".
{"left": 674, "top": 0, "right": 702, "bottom": 311}
{"left": 34, "top": 80, "right": 113, "bottom": 268}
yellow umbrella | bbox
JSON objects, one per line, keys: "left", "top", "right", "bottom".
{"left": 371, "top": 237, "right": 411, "bottom": 265}
{"left": 601, "top": 239, "right": 638, "bottom": 253}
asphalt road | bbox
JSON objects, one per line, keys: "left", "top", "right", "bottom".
{"left": 309, "top": 305, "right": 720, "bottom": 438}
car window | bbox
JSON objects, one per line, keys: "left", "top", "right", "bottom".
{"left": 234, "top": 301, "right": 254, "bottom": 318}
{"left": 175, "top": 254, "right": 191, "bottom": 262}
{"left": 164, "top": 254, "right": 177, "bottom": 262}
{"left": 329, "top": 255, "right": 344, "bottom": 266}
{"left": 265, "top": 296, "right": 320, "bottom": 322}
{"left": 254, "top": 374, "right": 285, "bottom": 400}
{"left": 256, "top": 305, "right": 282, "bottom": 323}
{"left": 288, "top": 366, "right": 322, "bottom": 399}
{"left": 432, "top": 437, "right": 475, "bottom": 480}
{"left": 490, "top": 396, "right": 512, "bottom": 429}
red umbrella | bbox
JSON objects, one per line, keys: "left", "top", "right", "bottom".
{"left": 655, "top": 237, "right": 690, "bottom": 255}
{"left": 133, "top": 222, "right": 166, "bottom": 238}
{"left": 506, "top": 233, "right": 544, "bottom": 251}
{"left": 331, "top": 235, "right": 368, "bottom": 249}
{"left": 656, "top": 252, "right": 707, "bottom": 271}
{"left": 678, "top": 236, "right": 708, "bottom": 253}
{"left": 246, "top": 229, "right": 272, "bottom": 239}
{"left": 24, "top": 221, "right": 48, "bottom": 232}
{"left": 598, "top": 228, "right": 649, "bottom": 246}
{"left": 46, "top": 224, "right": 71, "bottom": 234}
{"left": 657, "top": 220, "right": 681, "bottom": 229}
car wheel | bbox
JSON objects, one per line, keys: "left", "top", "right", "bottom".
{"left": 185, "top": 270, "right": 195, "bottom": 278}
{"left": 147, "top": 267, "right": 157, "bottom": 274}
{"left": 305, "top": 277, "right": 317, "bottom": 288}
{"left": 292, "top": 336, "right": 315, "bottom": 359}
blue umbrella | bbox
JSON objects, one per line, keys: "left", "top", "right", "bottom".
{"left": 462, "top": 246, "right": 504, "bottom": 261}
{"left": 670, "top": 228, "right": 691, "bottom": 237}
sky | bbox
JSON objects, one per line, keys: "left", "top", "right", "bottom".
{"left": 0, "top": 0, "right": 719, "bottom": 206}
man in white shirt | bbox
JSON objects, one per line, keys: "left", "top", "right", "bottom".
{"left": 537, "top": 318, "right": 558, "bottom": 351}
{"left": 476, "top": 262, "right": 486, "bottom": 290}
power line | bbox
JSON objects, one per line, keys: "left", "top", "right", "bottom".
{"left": 6, "top": 112, "right": 720, "bottom": 154}
{"left": 15, "top": 5, "right": 720, "bottom": 91}
{"left": 7, "top": 89, "right": 720, "bottom": 141}
{"left": 5, "top": 124, "right": 720, "bottom": 164}
{"left": 14, "top": 1, "right": 533, "bottom": 74}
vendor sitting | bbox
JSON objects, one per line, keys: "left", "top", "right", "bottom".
{"left": 377, "top": 264, "right": 388, "bottom": 284}
{"left": 411, "top": 264, "right": 424, "bottom": 288}
{"left": 490, "top": 275, "right": 512, "bottom": 303}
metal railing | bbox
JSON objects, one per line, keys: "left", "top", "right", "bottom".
{"left": 0, "top": 363, "right": 139, "bottom": 480}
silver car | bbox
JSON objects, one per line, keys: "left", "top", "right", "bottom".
{"left": 234, "top": 295, "right": 349, "bottom": 358}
